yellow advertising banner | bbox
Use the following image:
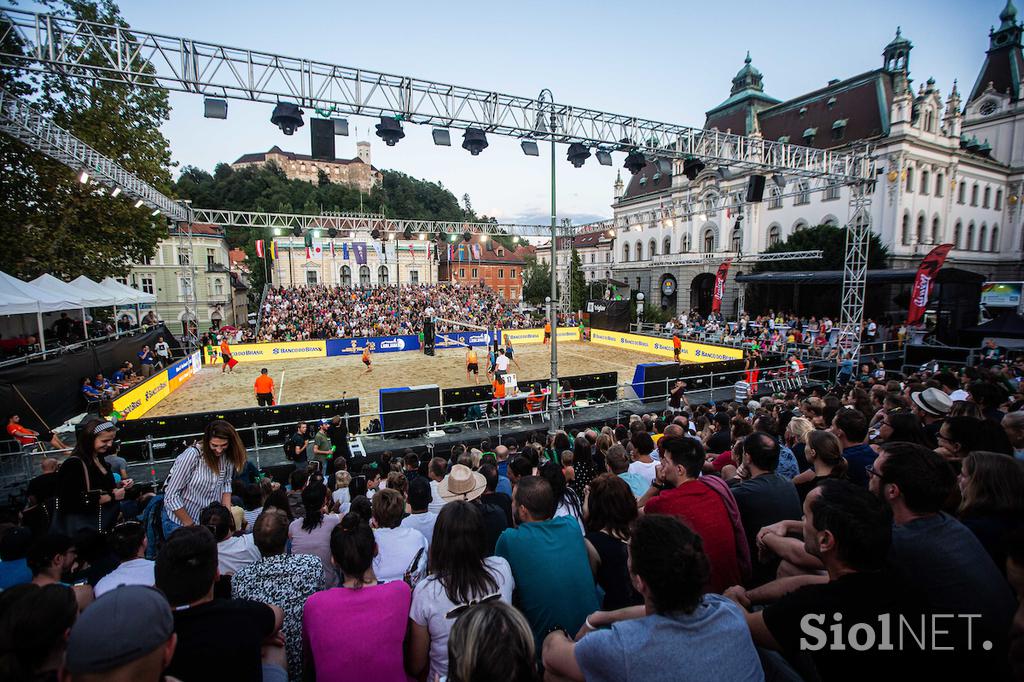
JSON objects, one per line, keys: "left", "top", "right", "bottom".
{"left": 114, "top": 352, "right": 202, "bottom": 420}
{"left": 203, "top": 340, "right": 327, "bottom": 364}
{"left": 501, "top": 327, "right": 580, "bottom": 346}
{"left": 589, "top": 330, "right": 743, "bottom": 362}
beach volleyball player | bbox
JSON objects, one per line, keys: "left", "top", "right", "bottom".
{"left": 466, "top": 346, "right": 480, "bottom": 384}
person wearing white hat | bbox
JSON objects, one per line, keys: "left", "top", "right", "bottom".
{"left": 438, "top": 463, "right": 487, "bottom": 503}
{"left": 910, "top": 387, "right": 952, "bottom": 442}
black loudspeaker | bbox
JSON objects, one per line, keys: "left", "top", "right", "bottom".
{"left": 310, "top": 118, "right": 336, "bottom": 161}
{"left": 422, "top": 316, "right": 435, "bottom": 355}
{"left": 380, "top": 386, "right": 442, "bottom": 434}
{"left": 746, "top": 175, "right": 766, "bottom": 202}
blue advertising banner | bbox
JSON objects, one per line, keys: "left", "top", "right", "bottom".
{"left": 326, "top": 334, "right": 421, "bottom": 356}
{"left": 433, "top": 330, "right": 494, "bottom": 350}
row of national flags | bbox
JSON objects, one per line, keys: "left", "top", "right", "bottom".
{"left": 255, "top": 239, "right": 487, "bottom": 264}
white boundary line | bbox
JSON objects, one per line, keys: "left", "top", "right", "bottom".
{"left": 277, "top": 370, "right": 286, "bottom": 405}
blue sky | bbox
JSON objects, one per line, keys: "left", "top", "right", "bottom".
{"left": 113, "top": 0, "right": 999, "bottom": 225}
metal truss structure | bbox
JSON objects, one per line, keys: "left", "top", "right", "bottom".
{"left": 652, "top": 250, "right": 824, "bottom": 268}
{"left": 837, "top": 183, "right": 874, "bottom": 357}
{"left": 0, "top": 8, "right": 874, "bottom": 183}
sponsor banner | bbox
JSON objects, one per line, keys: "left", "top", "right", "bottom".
{"left": 203, "top": 340, "right": 327, "bottom": 364}
{"left": 907, "top": 244, "right": 953, "bottom": 326}
{"left": 114, "top": 351, "right": 201, "bottom": 420}
{"left": 501, "top": 327, "right": 580, "bottom": 346}
{"left": 590, "top": 330, "right": 742, "bottom": 362}
{"left": 326, "top": 335, "right": 421, "bottom": 356}
{"left": 980, "top": 282, "right": 1022, "bottom": 308}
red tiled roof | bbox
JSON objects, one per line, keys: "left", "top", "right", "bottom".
{"left": 169, "top": 223, "right": 224, "bottom": 237}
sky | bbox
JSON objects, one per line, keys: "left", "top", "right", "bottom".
{"left": 108, "top": 0, "right": 999, "bottom": 226}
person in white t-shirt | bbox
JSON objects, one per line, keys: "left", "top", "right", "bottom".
{"left": 494, "top": 348, "right": 510, "bottom": 378}
{"left": 408, "top": 500, "right": 515, "bottom": 681}
{"left": 626, "top": 432, "right": 658, "bottom": 487}
{"left": 153, "top": 336, "right": 171, "bottom": 368}
{"left": 200, "top": 503, "right": 260, "bottom": 576}
{"left": 94, "top": 520, "right": 155, "bottom": 598}
{"left": 371, "top": 488, "right": 428, "bottom": 583}
{"left": 427, "top": 456, "right": 448, "bottom": 515}
{"left": 400, "top": 478, "right": 438, "bottom": 547}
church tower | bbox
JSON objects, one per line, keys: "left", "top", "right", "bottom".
{"left": 613, "top": 170, "right": 624, "bottom": 201}
{"left": 885, "top": 28, "right": 915, "bottom": 127}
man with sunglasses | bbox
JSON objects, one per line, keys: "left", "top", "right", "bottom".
{"left": 94, "top": 521, "right": 154, "bottom": 598}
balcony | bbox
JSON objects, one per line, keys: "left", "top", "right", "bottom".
{"left": 206, "top": 262, "right": 229, "bottom": 273}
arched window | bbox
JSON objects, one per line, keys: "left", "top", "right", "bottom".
{"left": 901, "top": 212, "right": 910, "bottom": 245}
{"left": 793, "top": 219, "right": 808, "bottom": 233}
{"left": 821, "top": 215, "right": 839, "bottom": 227}
{"left": 952, "top": 221, "right": 962, "bottom": 249}
{"left": 663, "top": 236, "right": 672, "bottom": 255}
{"left": 905, "top": 167, "right": 914, "bottom": 193}
{"left": 702, "top": 228, "right": 716, "bottom": 253}
{"left": 680, "top": 234, "right": 691, "bottom": 253}
{"left": 983, "top": 186, "right": 991, "bottom": 208}
{"left": 767, "top": 223, "right": 781, "bottom": 247}
{"left": 935, "top": 172, "right": 944, "bottom": 197}
{"left": 635, "top": 241, "right": 644, "bottom": 261}
{"left": 931, "top": 216, "right": 941, "bottom": 244}
{"left": 990, "top": 225, "right": 1000, "bottom": 251}
{"left": 979, "top": 223, "right": 988, "bottom": 251}
{"left": 795, "top": 181, "right": 811, "bottom": 205}
{"left": 920, "top": 170, "right": 929, "bottom": 195}
{"left": 648, "top": 239, "right": 657, "bottom": 258}
{"left": 359, "top": 265, "right": 371, "bottom": 287}
{"left": 622, "top": 242, "right": 630, "bottom": 262}
{"left": 996, "top": 189, "right": 1003, "bottom": 210}
{"left": 341, "top": 265, "right": 352, "bottom": 287}
{"left": 730, "top": 227, "right": 742, "bottom": 252}
{"left": 916, "top": 214, "right": 925, "bottom": 243}
{"left": 967, "top": 222, "right": 976, "bottom": 250}
{"left": 378, "top": 265, "right": 389, "bottom": 286}
{"left": 958, "top": 181, "right": 966, "bottom": 204}
{"left": 213, "top": 278, "right": 224, "bottom": 295}
{"left": 768, "top": 187, "right": 783, "bottom": 209}
{"left": 971, "top": 184, "right": 979, "bottom": 206}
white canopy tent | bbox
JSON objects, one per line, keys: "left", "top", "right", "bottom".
{"left": 69, "top": 275, "right": 122, "bottom": 306}
{"left": 31, "top": 273, "right": 110, "bottom": 308}
{"left": 100, "top": 277, "right": 157, "bottom": 305}
{"left": 0, "top": 271, "right": 85, "bottom": 351}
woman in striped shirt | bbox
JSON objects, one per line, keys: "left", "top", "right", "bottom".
{"left": 162, "top": 420, "right": 247, "bottom": 539}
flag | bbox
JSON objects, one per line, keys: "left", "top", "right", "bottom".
{"left": 711, "top": 259, "right": 732, "bottom": 313}
{"left": 255, "top": 239, "right": 265, "bottom": 258}
{"left": 458, "top": 244, "right": 465, "bottom": 262}
{"left": 447, "top": 244, "right": 454, "bottom": 262}
{"left": 269, "top": 241, "right": 277, "bottom": 260}
{"left": 370, "top": 241, "right": 384, "bottom": 263}
{"left": 907, "top": 244, "right": 953, "bottom": 326}
{"left": 471, "top": 243, "right": 481, "bottom": 260}
{"left": 408, "top": 243, "right": 414, "bottom": 257}
{"left": 330, "top": 241, "right": 335, "bottom": 257}
{"left": 353, "top": 242, "right": 367, "bottom": 265}
{"left": 310, "top": 241, "right": 324, "bottom": 258}
{"left": 342, "top": 243, "right": 349, "bottom": 260}
{"left": 305, "top": 246, "right": 312, "bottom": 260}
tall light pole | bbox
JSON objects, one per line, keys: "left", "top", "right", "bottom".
{"left": 540, "top": 88, "right": 561, "bottom": 434}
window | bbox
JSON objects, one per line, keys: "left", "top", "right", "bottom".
{"left": 589, "top": 253, "right": 595, "bottom": 264}
{"left": 498, "top": 268, "right": 504, "bottom": 279}
{"left": 458, "top": 268, "right": 465, "bottom": 278}
{"left": 681, "top": 234, "right": 691, "bottom": 252}
{"left": 795, "top": 181, "right": 810, "bottom": 205}
{"left": 702, "top": 228, "right": 715, "bottom": 253}
{"left": 471, "top": 268, "right": 478, "bottom": 279}
{"left": 409, "top": 270, "right": 419, "bottom": 285}
{"left": 510, "top": 268, "right": 516, "bottom": 279}
{"left": 305, "top": 271, "right": 317, "bottom": 285}
{"left": 821, "top": 215, "right": 839, "bottom": 227}
{"left": 178, "top": 277, "right": 192, "bottom": 297}
{"left": 509, "top": 287, "right": 518, "bottom": 299}
{"left": 824, "top": 180, "right": 841, "bottom": 201}
{"left": 141, "top": 275, "right": 154, "bottom": 295}
{"left": 953, "top": 221, "right": 962, "bottom": 249}
{"left": 935, "top": 173, "right": 944, "bottom": 197}
{"left": 920, "top": 170, "right": 929, "bottom": 195}
{"left": 663, "top": 237, "right": 672, "bottom": 255}
{"left": 967, "top": 222, "right": 976, "bottom": 250}
{"left": 916, "top": 215, "right": 925, "bottom": 244}
{"left": 340, "top": 265, "right": 351, "bottom": 287}
{"left": 971, "top": 184, "right": 979, "bottom": 206}
{"left": 983, "top": 186, "right": 991, "bottom": 208}
{"left": 958, "top": 181, "right": 966, "bottom": 204}
{"left": 996, "top": 189, "right": 1003, "bottom": 210}
{"left": 378, "top": 265, "right": 389, "bottom": 286}
{"left": 139, "top": 254, "right": 153, "bottom": 266}
{"left": 497, "top": 248, "right": 505, "bottom": 257}
{"left": 622, "top": 243, "right": 630, "bottom": 262}
{"left": 901, "top": 213, "right": 910, "bottom": 245}
{"left": 177, "top": 248, "right": 191, "bottom": 265}
{"left": 206, "top": 248, "right": 216, "bottom": 266}
{"left": 636, "top": 241, "right": 644, "bottom": 261}
{"left": 991, "top": 225, "right": 1000, "bottom": 251}
{"left": 931, "top": 217, "right": 941, "bottom": 244}
{"left": 359, "top": 265, "right": 371, "bottom": 287}
{"left": 648, "top": 239, "right": 657, "bottom": 258}
{"left": 979, "top": 223, "right": 988, "bottom": 251}
{"left": 730, "top": 227, "right": 742, "bottom": 252}
{"left": 768, "top": 187, "right": 783, "bottom": 209}
{"left": 767, "top": 224, "right": 781, "bottom": 247}
{"left": 793, "top": 220, "right": 808, "bottom": 233}
{"left": 905, "top": 167, "right": 914, "bottom": 193}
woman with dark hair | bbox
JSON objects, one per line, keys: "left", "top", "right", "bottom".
{"left": 288, "top": 481, "right": 341, "bottom": 587}
{"left": 874, "top": 410, "right": 933, "bottom": 448}
{"left": 583, "top": 473, "right": 642, "bottom": 610}
{"left": 538, "top": 461, "right": 584, "bottom": 533}
{"left": 544, "top": 431, "right": 571, "bottom": 465}
{"left": 53, "top": 418, "right": 126, "bottom": 533}
{"left": 0, "top": 583, "right": 78, "bottom": 681}
{"left": 162, "top": 419, "right": 247, "bottom": 538}
{"left": 302, "top": 513, "right": 411, "bottom": 680}
{"left": 447, "top": 601, "right": 538, "bottom": 682}
{"left": 569, "top": 435, "right": 598, "bottom": 496}
{"left": 262, "top": 486, "right": 293, "bottom": 521}
{"left": 958, "top": 451, "right": 1024, "bottom": 572}
{"left": 792, "top": 430, "right": 849, "bottom": 502}
{"left": 407, "top": 501, "right": 515, "bottom": 681}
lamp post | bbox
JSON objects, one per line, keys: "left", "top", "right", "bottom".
{"left": 636, "top": 291, "right": 645, "bottom": 329}
{"left": 540, "top": 88, "right": 561, "bottom": 434}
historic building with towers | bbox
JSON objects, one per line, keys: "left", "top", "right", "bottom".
{"left": 609, "top": 2, "right": 1024, "bottom": 318}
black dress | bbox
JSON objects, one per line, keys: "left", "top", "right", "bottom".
{"left": 585, "top": 530, "right": 643, "bottom": 610}
{"left": 54, "top": 455, "right": 119, "bottom": 531}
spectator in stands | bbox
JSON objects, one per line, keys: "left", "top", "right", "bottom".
{"left": 910, "top": 386, "right": 952, "bottom": 441}
{"left": 478, "top": 463, "right": 513, "bottom": 527}
{"left": 0, "top": 582, "right": 78, "bottom": 680}
{"left": 94, "top": 520, "right": 154, "bottom": 597}
{"left": 627, "top": 432, "right": 657, "bottom": 487}
{"left": 408, "top": 500, "right": 515, "bottom": 681}
{"left": 156, "top": 526, "right": 284, "bottom": 682}
{"left": 969, "top": 380, "right": 1008, "bottom": 423}
{"left": 937, "top": 415, "right": 1013, "bottom": 460}
{"left": 582, "top": 473, "right": 641, "bottom": 610}
{"left": 606, "top": 443, "right": 647, "bottom": 497}
{"left": 371, "top": 487, "right": 427, "bottom": 583}
{"left": 199, "top": 502, "right": 260, "bottom": 576}
{"left": 729, "top": 432, "right": 802, "bottom": 583}
{"left": 0, "top": 526, "right": 33, "bottom": 589}
{"left": 495, "top": 475, "right": 599, "bottom": 649}
{"left": 753, "top": 414, "right": 799, "bottom": 479}
{"left": 233, "top": 509, "right": 323, "bottom": 681}
{"left": 6, "top": 413, "right": 68, "bottom": 451}
{"left": 871, "top": 442, "right": 1016, "bottom": 675}
{"left": 957, "top": 450, "right": 1024, "bottom": 573}
{"left": 286, "top": 469, "right": 308, "bottom": 519}
{"left": 285, "top": 421, "right": 310, "bottom": 470}
{"left": 162, "top": 419, "right": 247, "bottom": 538}
{"left": 331, "top": 469, "right": 351, "bottom": 509}
{"left": 80, "top": 377, "right": 102, "bottom": 402}
{"left": 303, "top": 512, "right": 411, "bottom": 680}
{"left": 28, "top": 533, "right": 93, "bottom": 611}
{"left": 154, "top": 335, "right": 171, "bottom": 367}
{"left": 54, "top": 419, "right": 125, "bottom": 534}
{"left": 539, "top": 461, "right": 584, "bottom": 534}
{"left": 400, "top": 476, "right": 438, "bottom": 546}
{"left": 543, "top": 514, "right": 763, "bottom": 682}
{"left": 831, "top": 407, "right": 874, "bottom": 486}
{"left": 63, "top": 585, "right": 176, "bottom": 682}
{"left": 446, "top": 601, "right": 537, "bottom": 682}
{"left": 288, "top": 480, "right": 341, "bottom": 588}
{"left": 791, "top": 429, "right": 848, "bottom": 501}
{"left": 1004, "top": 410, "right": 1024, "bottom": 460}
{"left": 137, "top": 345, "right": 155, "bottom": 377}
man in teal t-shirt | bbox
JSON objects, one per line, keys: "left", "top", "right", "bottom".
{"left": 495, "top": 476, "right": 598, "bottom": 649}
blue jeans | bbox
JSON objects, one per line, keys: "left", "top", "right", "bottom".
{"left": 162, "top": 510, "right": 184, "bottom": 540}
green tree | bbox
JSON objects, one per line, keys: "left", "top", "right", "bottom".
{"left": 752, "top": 224, "right": 890, "bottom": 272}
{"left": 568, "top": 249, "right": 587, "bottom": 312}
{"left": 521, "top": 255, "right": 551, "bottom": 304}
{"left": 0, "top": 0, "right": 174, "bottom": 279}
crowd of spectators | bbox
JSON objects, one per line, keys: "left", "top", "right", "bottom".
{"left": 258, "top": 283, "right": 540, "bottom": 342}
{"left": 1, "top": 340, "right": 1023, "bottom": 681}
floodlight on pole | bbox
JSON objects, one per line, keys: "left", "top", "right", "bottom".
{"left": 134, "top": 199, "right": 144, "bottom": 208}
{"left": 432, "top": 129, "right": 451, "bottom": 146}
{"left": 78, "top": 169, "right": 89, "bottom": 184}
{"left": 110, "top": 187, "right": 121, "bottom": 197}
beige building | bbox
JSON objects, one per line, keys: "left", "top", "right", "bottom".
{"left": 271, "top": 237, "right": 437, "bottom": 288}
{"left": 231, "top": 141, "right": 382, "bottom": 193}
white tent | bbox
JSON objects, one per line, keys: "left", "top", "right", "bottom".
{"left": 31, "top": 273, "right": 109, "bottom": 308}
{"left": 0, "top": 272, "right": 41, "bottom": 315}
{"left": 100, "top": 277, "right": 157, "bottom": 304}
{"left": 0, "top": 270, "right": 85, "bottom": 352}
{"left": 69, "top": 275, "right": 122, "bottom": 307}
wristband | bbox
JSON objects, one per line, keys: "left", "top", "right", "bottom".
{"left": 584, "top": 616, "right": 598, "bottom": 630}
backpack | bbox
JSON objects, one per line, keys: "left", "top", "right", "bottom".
{"left": 283, "top": 437, "right": 295, "bottom": 461}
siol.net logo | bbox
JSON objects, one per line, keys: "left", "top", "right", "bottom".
{"left": 801, "top": 612, "right": 991, "bottom": 652}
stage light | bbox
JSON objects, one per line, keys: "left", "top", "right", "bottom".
{"left": 151, "top": 208, "right": 160, "bottom": 216}
{"left": 387, "top": 232, "right": 395, "bottom": 241}
{"left": 595, "top": 149, "right": 613, "bottom": 166}
{"left": 772, "top": 173, "right": 787, "bottom": 189}
{"left": 292, "top": 226, "right": 302, "bottom": 237}
{"left": 271, "top": 102, "right": 304, "bottom": 135}
{"left": 479, "top": 234, "right": 488, "bottom": 243}
{"left": 449, "top": 233, "right": 458, "bottom": 243}
{"left": 375, "top": 117, "right": 405, "bottom": 146}
{"left": 462, "top": 128, "right": 489, "bottom": 156}
{"left": 567, "top": 143, "right": 591, "bottom": 168}
{"left": 328, "top": 227, "right": 338, "bottom": 238}
{"left": 274, "top": 228, "right": 283, "bottom": 236}
{"left": 110, "top": 187, "right": 121, "bottom": 198}
{"left": 682, "top": 158, "right": 705, "bottom": 181}
{"left": 717, "top": 166, "right": 736, "bottom": 181}
{"left": 418, "top": 232, "right": 426, "bottom": 240}
{"left": 664, "top": 219, "right": 674, "bottom": 228}
{"left": 606, "top": 229, "right": 616, "bottom": 237}
{"left": 432, "top": 129, "right": 451, "bottom": 146}
{"left": 623, "top": 151, "right": 646, "bottom": 175}
{"left": 333, "top": 118, "right": 349, "bottom": 136}
{"left": 463, "top": 231, "right": 472, "bottom": 242}
{"left": 204, "top": 97, "right": 228, "bottom": 119}
{"left": 134, "top": 199, "right": 144, "bottom": 208}
{"left": 521, "top": 140, "right": 539, "bottom": 156}
{"left": 371, "top": 228, "right": 381, "bottom": 240}
{"left": 312, "top": 230, "right": 321, "bottom": 238}
{"left": 512, "top": 235, "right": 520, "bottom": 243}
{"left": 78, "top": 170, "right": 90, "bottom": 184}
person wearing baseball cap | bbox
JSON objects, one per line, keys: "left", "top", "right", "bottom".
{"left": 63, "top": 585, "right": 178, "bottom": 682}
{"left": 910, "top": 386, "right": 952, "bottom": 441}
